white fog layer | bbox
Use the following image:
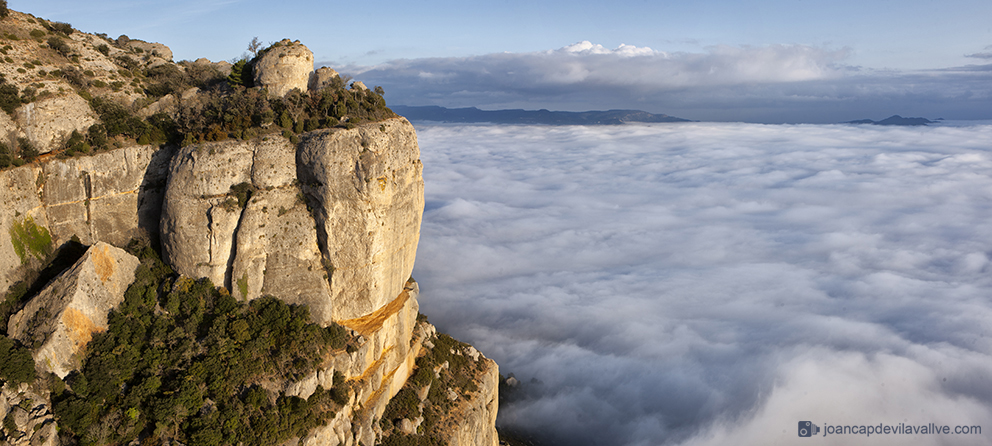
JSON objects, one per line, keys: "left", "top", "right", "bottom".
{"left": 411, "top": 122, "right": 992, "bottom": 445}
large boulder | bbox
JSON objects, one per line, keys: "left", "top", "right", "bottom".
{"left": 253, "top": 39, "right": 314, "bottom": 97}
{"left": 308, "top": 67, "right": 341, "bottom": 92}
{"left": 7, "top": 242, "right": 140, "bottom": 378}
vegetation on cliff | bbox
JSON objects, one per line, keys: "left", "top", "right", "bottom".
{"left": 49, "top": 241, "right": 357, "bottom": 446}
{"left": 0, "top": 9, "right": 395, "bottom": 169}
{"left": 378, "top": 317, "right": 489, "bottom": 446}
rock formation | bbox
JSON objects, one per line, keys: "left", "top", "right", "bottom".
{"left": 309, "top": 66, "right": 341, "bottom": 91}
{"left": 14, "top": 94, "right": 98, "bottom": 154}
{"left": 253, "top": 39, "right": 314, "bottom": 97}
{"left": 297, "top": 119, "right": 424, "bottom": 320}
{"left": 0, "top": 144, "right": 172, "bottom": 297}
{"left": 0, "top": 383, "right": 58, "bottom": 446}
{"left": 0, "top": 8, "right": 497, "bottom": 445}
{"left": 7, "top": 243, "right": 139, "bottom": 378}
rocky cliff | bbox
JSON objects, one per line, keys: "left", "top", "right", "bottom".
{"left": 0, "top": 7, "right": 496, "bottom": 446}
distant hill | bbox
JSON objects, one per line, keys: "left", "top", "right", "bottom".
{"left": 845, "top": 115, "right": 936, "bottom": 126}
{"left": 391, "top": 105, "right": 693, "bottom": 125}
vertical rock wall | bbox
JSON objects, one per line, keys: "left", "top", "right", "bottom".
{"left": 160, "top": 117, "right": 424, "bottom": 324}
{"left": 297, "top": 118, "right": 424, "bottom": 320}
{"left": 0, "top": 145, "right": 171, "bottom": 297}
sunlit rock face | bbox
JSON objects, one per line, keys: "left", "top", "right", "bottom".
{"left": 7, "top": 242, "right": 139, "bottom": 378}
{"left": 253, "top": 39, "right": 314, "bottom": 97}
{"left": 160, "top": 117, "right": 423, "bottom": 323}
{"left": 296, "top": 117, "right": 424, "bottom": 321}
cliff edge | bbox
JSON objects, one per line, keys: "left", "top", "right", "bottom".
{"left": 0, "top": 7, "right": 496, "bottom": 446}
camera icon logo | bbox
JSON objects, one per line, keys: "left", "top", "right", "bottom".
{"left": 798, "top": 421, "right": 820, "bottom": 437}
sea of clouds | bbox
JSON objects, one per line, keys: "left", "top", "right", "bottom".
{"left": 410, "top": 122, "right": 992, "bottom": 445}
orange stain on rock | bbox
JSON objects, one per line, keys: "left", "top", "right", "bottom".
{"left": 338, "top": 288, "right": 410, "bottom": 337}
{"left": 92, "top": 244, "right": 115, "bottom": 283}
{"left": 62, "top": 307, "right": 104, "bottom": 349}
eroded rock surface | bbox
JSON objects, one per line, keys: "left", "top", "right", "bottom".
{"left": 309, "top": 66, "right": 341, "bottom": 92}
{"left": 7, "top": 242, "right": 139, "bottom": 378}
{"left": 162, "top": 118, "right": 423, "bottom": 323}
{"left": 0, "top": 383, "right": 58, "bottom": 446}
{"left": 15, "top": 94, "right": 98, "bottom": 154}
{"left": 298, "top": 118, "right": 424, "bottom": 320}
{"left": 160, "top": 136, "right": 334, "bottom": 321}
{"left": 0, "top": 145, "right": 171, "bottom": 297}
{"left": 253, "top": 39, "right": 314, "bottom": 97}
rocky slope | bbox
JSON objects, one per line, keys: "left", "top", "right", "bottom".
{"left": 0, "top": 7, "right": 496, "bottom": 446}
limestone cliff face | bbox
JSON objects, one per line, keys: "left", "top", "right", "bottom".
{"left": 159, "top": 135, "right": 334, "bottom": 321}
{"left": 447, "top": 359, "right": 500, "bottom": 446}
{"left": 160, "top": 117, "right": 423, "bottom": 324}
{"left": 297, "top": 118, "right": 424, "bottom": 320}
{"left": 0, "top": 145, "right": 171, "bottom": 297}
{"left": 0, "top": 11, "right": 495, "bottom": 442}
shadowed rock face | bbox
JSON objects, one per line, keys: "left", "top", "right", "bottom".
{"left": 7, "top": 242, "right": 139, "bottom": 378}
{"left": 160, "top": 117, "right": 423, "bottom": 323}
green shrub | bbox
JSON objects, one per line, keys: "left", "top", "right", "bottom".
{"left": 16, "top": 137, "right": 38, "bottom": 162}
{"left": 144, "top": 63, "right": 190, "bottom": 97}
{"left": 46, "top": 36, "right": 71, "bottom": 57}
{"left": 62, "top": 129, "right": 91, "bottom": 156}
{"left": 115, "top": 54, "right": 140, "bottom": 71}
{"left": 228, "top": 182, "right": 255, "bottom": 208}
{"left": 0, "top": 336, "right": 36, "bottom": 386}
{"left": 0, "top": 142, "right": 11, "bottom": 168}
{"left": 61, "top": 66, "right": 89, "bottom": 89}
{"left": 46, "top": 21, "right": 73, "bottom": 36}
{"left": 29, "top": 29, "right": 45, "bottom": 40}
{"left": 96, "top": 44, "right": 109, "bottom": 56}
{"left": 227, "top": 59, "right": 251, "bottom": 87}
{"left": 89, "top": 96, "right": 150, "bottom": 140}
{"left": 0, "top": 82, "right": 18, "bottom": 114}
{"left": 87, "top": 124, "right": 108, "bottom": 150}
{"left": 51, "top": 241, "right": 353, "bottom": 445}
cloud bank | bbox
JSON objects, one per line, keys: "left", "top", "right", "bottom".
{"left": 335, "top": 42, "right": 992, "bottom": 123}
{"left": 412, "top": 122, "right": 992, "bottom": 445}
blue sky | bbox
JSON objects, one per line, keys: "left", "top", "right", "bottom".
{"left": 15, "top": 0, "right": 992, "bottom": 122}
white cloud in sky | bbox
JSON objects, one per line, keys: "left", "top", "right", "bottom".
{"left": 412, "top": 122, "right": 992, "bottom": 445}
{"left": 350, "top": 41, "right": 848, "bottom": 90}
{"left": 337, "top": 42, "right": 992, "bottom": 122}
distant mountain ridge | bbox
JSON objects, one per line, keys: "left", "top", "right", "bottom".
{"left": 391, "top": 105, "right": 693, "bottom": 125}
{"left": 845, "top": 115, "right": 937, "bottom": 126}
